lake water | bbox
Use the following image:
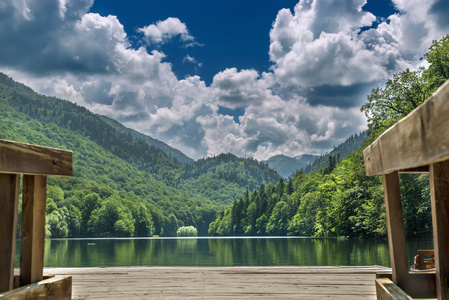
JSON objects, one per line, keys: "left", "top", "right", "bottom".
{"left": 16, "top": 237, "right": 433, "bottom": 268}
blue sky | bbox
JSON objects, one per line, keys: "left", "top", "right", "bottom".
{"left": 1, "top": 0, "right": 448, "bottom": 160}
{"left": 90, "top": 0, "right": 301, "bottom": 85}
{"left": 90, "top": 0, "right": 396, "bottom": 86}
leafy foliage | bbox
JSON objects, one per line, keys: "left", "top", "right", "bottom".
{"left": 177, "top": 226, "right": 198, "bottom": 237}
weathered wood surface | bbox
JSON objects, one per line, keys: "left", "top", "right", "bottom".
{"left": 20, "top": 175, "right": 47, "bottom": 286}
{"left": 0, "top": 174, "right": 20, "bottom": 293}
{"left": 0, "top": 276, "right": 72, "bottom": 300}
{"left": 43, "top": 266, "right": 389, "bottom": 299}
{"left": 375, "top": 278, "right": 413, "bottom": 300}
{"left": 0, "top": 139, "right": 72, "bottom": 176}
{"left": 382, "top": 172, "right": 409, "bottom": 289}
{"left": 364, "top": 79, "right": 449, "bottom": 176}
{"left": 430, "top": 160, "right": 449, "bottom": 299}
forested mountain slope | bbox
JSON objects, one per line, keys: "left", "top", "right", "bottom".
{"left": 0, "top": 99, "right": 218, "bottom": 236}
{"left": 97, "top": 115, "right": 193, "bottom": 164}
{"left": 209, "top": 34, "right": 449, "bottom": 238}
{"left": 264, "top": 133, "right": 366, "bottom": 178}
{"left": 0, "top": 72, "right": 280, "bottom": 237}
{"left": 0, "top": 73, "right": 182, "bottom": 183}
{"left": 302, "top": 132, "right": 367, "bottom": 174}
{"left": 182, "top": 153, "right": 281, "bottom": 203}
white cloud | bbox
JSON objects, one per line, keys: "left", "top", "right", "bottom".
{"left": 138, "top": 17, "right": 195, "bottom": 45}
{"left": 211, "top": 68, "right": 271, "bottom": 109}
{"left": 0, "top": 0, "right": 448, "bottom": 161}
{"left": 269, "top": 0, "right": 401, "bottom": 91}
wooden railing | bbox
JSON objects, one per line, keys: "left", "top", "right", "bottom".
{"left": 364, "top": 79, "right": 449, "bottom": 299}
{"left": 0, "top": 140, "right": 73, "bottom": 299}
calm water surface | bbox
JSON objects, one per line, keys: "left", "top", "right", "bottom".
{"left": 16, "top": 237, "right": 433, "bottom": 268}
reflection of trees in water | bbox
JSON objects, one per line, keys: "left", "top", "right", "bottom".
{"left": 33, "top": 237, "right": 432, "bottom": 267}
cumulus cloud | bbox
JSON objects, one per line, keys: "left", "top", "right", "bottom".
{"left": 268, "top": 0, "right": 449, "bottom": 111}
{"left": 138, "top": 17, "right": 196, "bottom": 45}
{"left": 270, "top": 0, "right": 396, "bottom": 92}
{"left": 211, "top": 68, "right": 273, "bottom": 109}
{"left": 0, "top": 0, "right": 448, "bottom": 161}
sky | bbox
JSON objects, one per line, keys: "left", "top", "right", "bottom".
{"left": 1, "top": 0, "right": 448, "bottom": 160}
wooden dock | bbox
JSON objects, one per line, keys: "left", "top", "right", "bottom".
{"left": 43, "top": 266, "right": 389, "bottom": 299}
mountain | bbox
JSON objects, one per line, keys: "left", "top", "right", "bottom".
{"left": 294, "top": 154, "right": 319, "bottom": 164}
{"left": 0, "top": 72, "right": 281, "bottom": 237}
{"left": 263, "top": 154, "right": 319, "bottom": 178}
{"left": 303, "top": 132, "right": 367, "bottom": 174}
{"left": 264, "top": 132, "right": 366, "bottom": 178}
{"left": 97, "top": 115, "right": 193, "bottom": 164}
{"left": 182, "top": 153, "right": 281, "bottom": 203}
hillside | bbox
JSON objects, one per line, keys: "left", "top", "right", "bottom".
{"left": 302, "top": 132, "right": 367, "bottom": 174}
{"left": 263, "top": 154, "right": 319, "bottom": 178}
{"left": 182, "top": 153, "right": 281, "bottom": 203}
{"left": 0, "top": 72, "right": 281, "bottom": 237}
{"left": 97, "top": 115, "right": 193, "bottom": 164}
{"left": 0, "top": 99, "right": 215, "bottom": 236}
{"left": 0, "top": 73, "right": 183, "bottom": 184}
{"left": 263, "top": 133, "right": 365, "bottom": 178}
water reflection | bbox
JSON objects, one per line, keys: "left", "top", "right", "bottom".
{"left": 15, "top": 237, "right": 433, "bottom": 268}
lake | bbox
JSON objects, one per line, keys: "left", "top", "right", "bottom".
{"left": 15, "top": 237, "right": 433, "bottom": 268}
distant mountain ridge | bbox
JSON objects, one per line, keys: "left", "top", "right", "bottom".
{"left": 303, "top": 131, "right": 367, "bottom": 174}
{"left": 263, "top": 154, "right": 319, "bottom": 178}
{"left": 264, "top": 132, "right": 367, "bottom": 178}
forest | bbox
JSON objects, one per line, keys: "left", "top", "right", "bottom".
{"left": 208, "top": 34, "right": 449, "bottom": 238}
{"left": 0, "top": 73, "right": 280, "bottom": 238}
{"left": 1, "top": 34, "right": 448, "bottom": 239}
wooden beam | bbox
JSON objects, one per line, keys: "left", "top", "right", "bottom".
{"left": 382, "top": 172, "right": 409, "bottom": 290}
{"left": 429, "top": 160, "right": 449, "bottom": 299}
{"left": 0, "top": 276, "right": 72, "bottom": 300}
{"left": 0, "top": 140, "right": 72, "bottom": 176}
{"left": 364, "top": 79, "right": 449, "bottom": 176}
{"left": 0, "top": 174, "right": 20, "bottom": 293}
{"left": 20, "top": 175, "right": 47, "bottom": 286}
{"left": 398, "top": 166, "right": 429, "bottom": 174}
{"left": 376, "top": 271, "right": 436, "bottom": 298}
{"left": 375, "top": 278, "right": 413, "bottom": 300}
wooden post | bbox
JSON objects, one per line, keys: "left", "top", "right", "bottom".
{"left": 20, "top": 175, "right": 47, "bottom": 286}
{"left": 382, "top": 172, "right": 409, "bottom": 290}
{"left": 0, "top": 174, "right": 20, "bottom": 293}
{"left": 429, "top": 161, "right": 449, "bottom": 299}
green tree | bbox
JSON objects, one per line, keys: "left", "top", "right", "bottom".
{"left": 88, "top": 196, "right": 135, "bottom": 237}
{"left": 81, "top": 193, "right": 101, "bottom": 236}
{"left": 66, "top": 204, "right": 81, "bottom": 237}
{"left": 266, "top": 200, "right": 290, "bottom": 236}
{"left": 163, "top": 214, "right": 179, "bottom": 236}
{"left": 244, "top": 202, "right": 257, "bottom": 235}
{"left": 422, "top": 34, "right": 449, "bottom": 90}
{"left": 361, "top": 68, "right": 430, "bottom": 138}
{"left": 47, "top": 185, "right": 64, "bottom": 206}
{"left": 47, "top": 208, "right": 69, "bottom": 238}
{"left": 114, "top": 219, "right": 135, "bottom": 237}
{"left": 177, "top": 226, "right": 198, "bottom": 237}
{"left": 134, "top": 204, "right": 155, "bottom": 237}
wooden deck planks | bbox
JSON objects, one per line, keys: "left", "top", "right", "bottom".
{"left": 43, "top": 266, "right": 388, "bottom": 299}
